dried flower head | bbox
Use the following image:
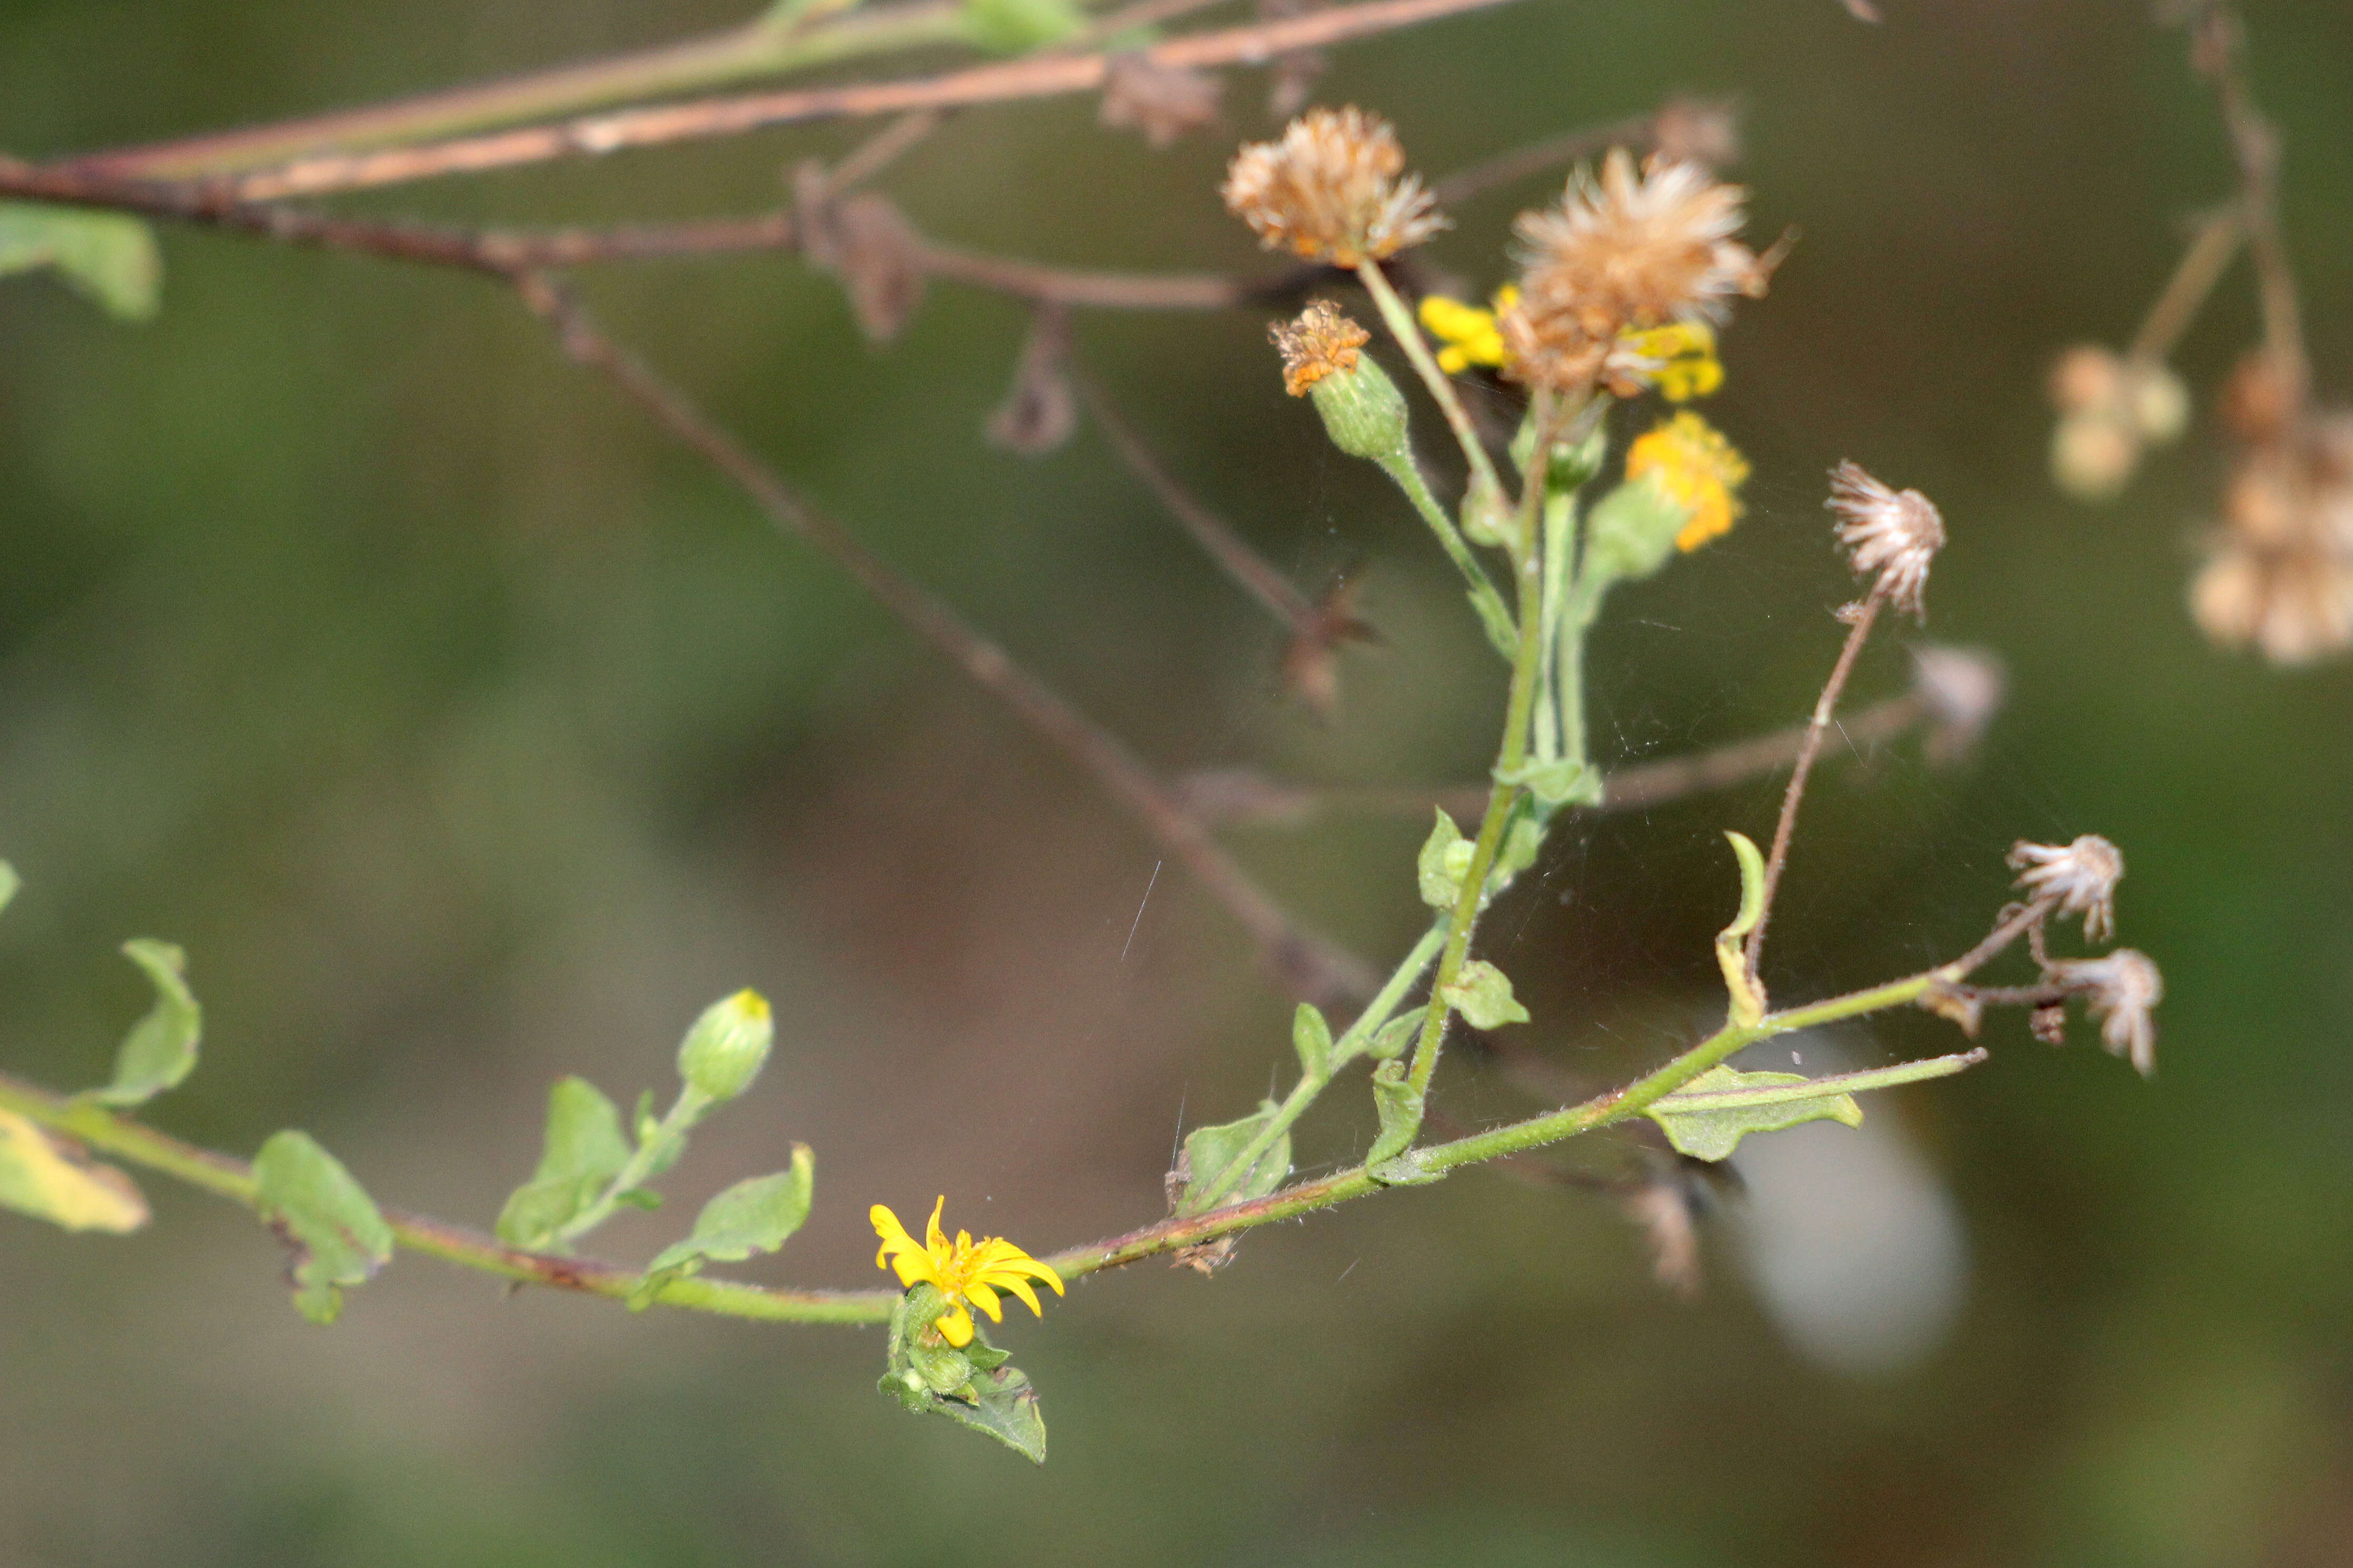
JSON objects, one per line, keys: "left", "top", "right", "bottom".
{"left": 2047, "top": 344, "right": 2189, "bottom": 502}
{"left": 1826, "top": 460, "right": 1945, "bottom": 620}
{"left": 2047, "top": 950, "right": 2163, "bottom": 1078}
{"left": 1099, "top": 55, "right": 1222, "bottom": 149}
{"left": 1499, "top": 149, "right": 1772, "bottom": 392}
{"left": 2008, "top": 833, "right": 2124, "bottom": 943}
{"left": 2190, "top": 411, "right": 2353, "bottom": 664}
{"left": 1626, "top": 411, "right": 1750, "bottom": 551}
{"left": 1222, "top": 107, "right": 1445, "bottom": 266}
{"left": 1909, "top": 644, "right": 2006, "bottom": 766}
{"left": 1269, "top": 299, "right": 1371, "bottom": 397}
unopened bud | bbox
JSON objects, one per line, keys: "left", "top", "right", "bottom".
{"left": 677, "top": 988, "right": 775, "bottom": 1103}
{"left": 1582, "top": 473, "right": 1689, "bottom": 584}
{"left": 1308, "top": 352, "right": 1410, "bottom": 463}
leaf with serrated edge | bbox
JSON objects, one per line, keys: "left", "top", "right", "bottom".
{"left": 1644, "top": 1065, "right": 1863, "bottom": 1162}
{"left": 253, "top": 1131, "right": 394, "bottom": 1324}
{"left": 0, "top": 203, "right": 162, "bottom": 321}
{"left": 1292, "top": 1003, "right": 1333, "bottom": 1080}
{"left": 0, "top": 1108, "right": 147, "bottom": 1232}
{"left": 497, "top": 1076, "right": 631, "bottom": 1249}
{"left": 1439, "top": 960, "right": 1530, "bottom": 1030}
{"left": 91, "top": 940, "right": 202, "bottom": 1107}
{"left": 647, "top": 1146, "right": 815, "bottom": 1277}
{"left": 1177, "top": 1104, "right": 1289, "bottom": 1214}
{"left": 1417, "top": 809, "right": 1470, "bottom": 910}
{"left": 1364, "top": 1057, "right": 1423, "bottom": 1165}
{"left": 927, "top": 1362, "right": 1048, "bottom": 1463}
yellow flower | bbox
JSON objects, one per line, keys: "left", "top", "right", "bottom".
{"left": 1626, "top": 411, "right": 1750, "bottom": 551}
{"left": 871, "top": 1197, "right": 1065, "bottom": 1348}
{"left": 1418, "top": 285, "right": 1517, "bottom": 374}
{"left": 1617, "top": 319, "right": 1724, "bottom": 401}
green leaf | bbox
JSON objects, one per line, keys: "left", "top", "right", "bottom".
{"left": 959, "top": 0, "right": 1082, "bottom": 51}
{"left": 252, "top": 1130, "right": 394, "bottom": 1324}
{"left": 927, "top": 1361, "right": 1048, "bottom": 1464}
{"left": 1494, "top": 757, "right": 1597, "bottom": 808}
{"left": 631, "top": 1145, "right": 815, "bottom": 1309}
{"left": 1581, "top": 472, "right": 1689, "bottom": 585}
{"left": 0, "top": 1107, "right": 147, "bottom": 1233}
{"left": 1643, "top": 1064, "right": 1863, "bottom": 1162}
{"left": 1364, "top": 1057, "right": 1423, "bottom": 1166}
{"left": 1177, "top": 1103, "right": 1289, "bottom": 1215}
{"left": 0, "top": 203, "right": 162, "bottom": 321}
{"left": 0, "top": 861, "right": 19, "bottom": 917}
{"left": 1439, "top": 960, "right": 1530, "bottom": 1030}
{"left": 1363, "top": 1007, "right": 1424, "bottom": 1062}
{"left": 495, "top": 1076, "right": 632, "bottom": 1250}
{"left": 1715, "top": 831, "right": 1769, "bottom": 1025}
{"left": 1292, "top": 1003, "right": 1333, "bottom": 1081}
{"left": 880, "top": 1285, "right": 1048, "bottom": 1463}
{"left": 90, "top": 940, "right": 202, "bottom": 1107}
{"left": 1417, "top": 809, "right": 1473, "bottom": 910}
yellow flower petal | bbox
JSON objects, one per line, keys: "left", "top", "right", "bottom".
{"left": 982, "top": 1269, "right": 1044, "bottom": 1317}
{"left": 964, "top": 1280, "right": 1005, "bottom": 1322}
{"left": 937, "top": 1302, "right": 975, "bottom": 1346}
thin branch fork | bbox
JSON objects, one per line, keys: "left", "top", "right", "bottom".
{"left": 511, "top": 272, "right": 1376, "bottom": 1008}
{"left": 158, "top": 0, "right": 1530, "bottom": 202}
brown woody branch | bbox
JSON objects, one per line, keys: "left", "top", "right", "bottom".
{"left": 141, "top": 0, "right": 1529, "bottom": 202}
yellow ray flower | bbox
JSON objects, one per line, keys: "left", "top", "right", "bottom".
{"left": 1418, "top": 284, "right": 1517, "bottom": 374}
{"left": 1626, "top": 411, "right": 1750, "bottom": 552}
{"left": 1617, "top": 319, "right": 1725, "bottom": 401}
{"left": 871, "top": 1197, "right": 1065, "bottom": 1347}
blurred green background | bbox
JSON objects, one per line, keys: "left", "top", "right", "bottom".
{"left": 2, "top": 1, "right": 2349, "bottom": 1564}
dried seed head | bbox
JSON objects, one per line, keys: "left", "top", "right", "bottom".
{"left": 2191, "top": 412, "right": 2353, "bottom": 664}
{"left": 1222, "top": 107, "right": 1446, "bottom": 266}
{"left": 1099, "top": 55, "right": 1222, "bottom": 149}
{"left": 2008, "top": 834, "right": 2124, "bottom": 943}
{"left": 1825, "top": 460, "right": 1945, "bottom": 620}
{"left": 1500, "top": 149, "right": 1773, "bottom": 392}
{"left": 2047, "top": 949, "right": 2163, "bottom": 1078}
{"left": 1909, "top": 645, "right": 2005, "bottom": 766}
{"left": 1269, "top": 299, "right": 1371, "bottom": 396}
{"left": 2047, "top": 344, "right": 2189, "bottom": 502}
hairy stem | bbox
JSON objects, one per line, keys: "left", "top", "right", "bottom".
{"left": 1355, "top": 259, "right": 1505, "bottom": 503}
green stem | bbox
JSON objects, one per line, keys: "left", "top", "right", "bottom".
{"left": 0, "top": 1070, "right": 888, "bottom": 1323}
{"left": 1376, "top": 451, "right": 1518, "bottom": 660}
{"left": 1, "top": 963, "right": 1964, "bottom": 1314}
{"left": 1354, "top": 260, "right": 1505, "bottom": 503}
{"left": 1399, "top": 412, "right": 1560, "bottom": 1114}
{"left": 1188, "top": 917, "right": 1447, "bottom": 1211}
{"left": 552, "top": 1086, "right": 710, "bottom": 1245}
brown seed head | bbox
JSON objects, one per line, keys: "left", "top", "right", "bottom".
{"left": 1269, "top": 299, "right": 1371, "bottom": 397}
{"left": 1500, "top": 149, "right": 1771, "bottom": 392}
{"left": 1826, "top": 460, "right": 1944, "bottom": 620}
{"left": 2008, "top": 834, "right": 2123, "bottom": 944}
{"left": 1222, "top": 107, "right": 1446, "bottom": 267}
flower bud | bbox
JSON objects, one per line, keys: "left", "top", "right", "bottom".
{"left": 677, "top": 988, "right": 774, "bottom": 1103}
{"left": 1308, "top": 352, "right": 1411, "bottom": 464}
{"left": 1582, "top": 473, "right": 1689, "bottom": 585}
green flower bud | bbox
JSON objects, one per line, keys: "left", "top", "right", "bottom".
{"left": 1582, "top": 473, "right": 1690, "bottom": 586}
{"left": 677, "top": 988, "right": 774, "bottom": 1103}
{"left": 1308, "top": 353, "right": 1410, "bottom": 463}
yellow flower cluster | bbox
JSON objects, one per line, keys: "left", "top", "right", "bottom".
{"left": 872, "top": 1197, "right": 1064, "bottom": 1347}
{"left": 1418, "top": 289, "right": 1724, "bottom": 401}
{"left": 1626, "top": 411, "right": 1750, "bottom": 551}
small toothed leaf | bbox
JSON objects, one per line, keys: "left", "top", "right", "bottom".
{"left": 1417, "top": 810, "right": 1472, "bottom": 910}
{"left": 631, "top": 1145, "right": 815, "bottom": 1310}
{"left": 1439, "top": 960, "right": 1530, "bottom": 1030}
{"left": 0, "top": 1108, "right": 147, "bottom": 1233}
{"left": 0, "top": 203, "right": 162, "bottom": 321}
{"left": 1177, "top": 1104, "right": 1289, "bottom": 1215}
{"left": 1364, "top": 1057, "right": 1423, "bottom": 1165}
{"left": 496, "top": 1076, "right": 632, "bottom": 1250}
{"left": 253, "top": 1131, "right": 394, "bottom": 1325}
{"left": 90, "top": 940, "right": 202, "bottom": 1107}
{"left": 1644, "top": 1065, "right": 1863, "bottom": 1162}
{"left": 1292, "top": 1003, "right": 1333, "bottom": 1081}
